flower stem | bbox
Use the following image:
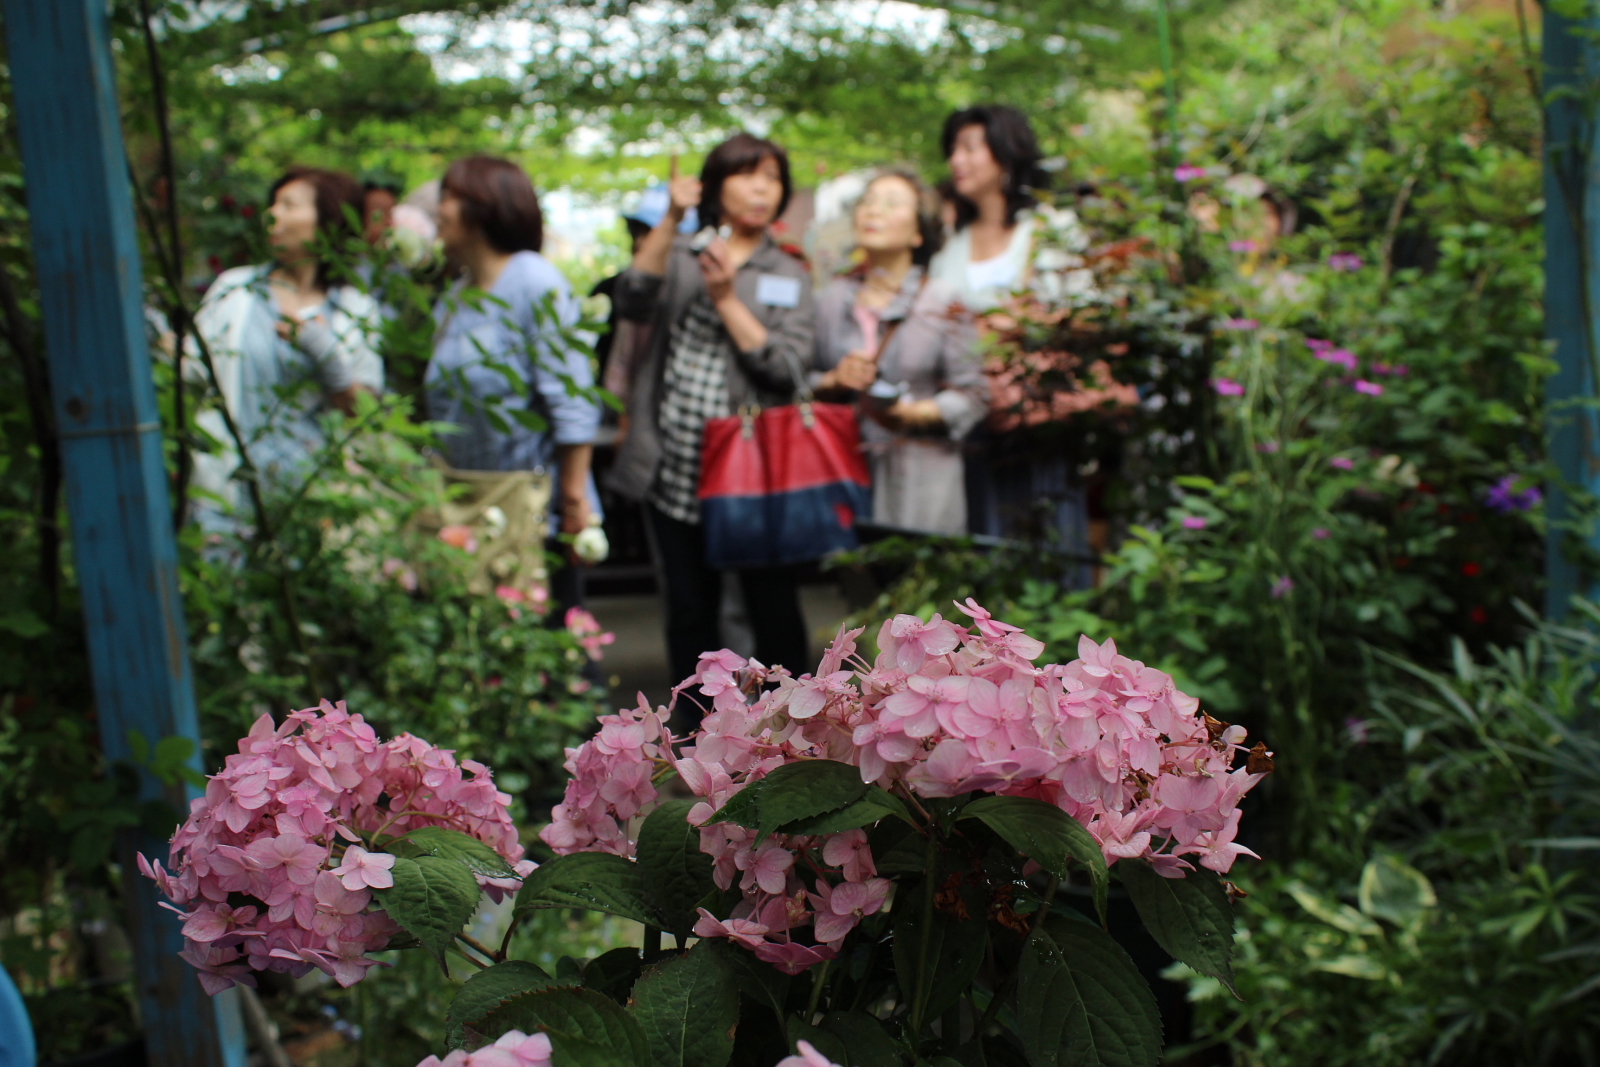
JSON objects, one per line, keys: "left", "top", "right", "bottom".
{"left": 972, "top": 873, "right": 1059, "bottom": 1038}
{"left": 457, "top": 931, "right": 504, "bottom": 964}
{"left": 805, "top": 958, "right": 832, "bottom": 1022}
{"left": 909, "top": 830, "right": 939, "bottom": 1037}
{"left": 447, "top": 943, "right": 489, "bottom": 971}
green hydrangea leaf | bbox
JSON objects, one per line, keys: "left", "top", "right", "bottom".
{"left": 960, "top": 795, "right": 1108, "bottom": 923}
{"left": 1118, "top": 859, "right": 1237, "bottom": 996}
{"left": 628, "top": 942, "right": 740, "bottom": 1067}
{"left": 636, "top": 799, "right": 717, "bottom": 940}
{"left": 1016, "top": 915, "right": 1162, "bottom": 1067}
{"left": 445, "top": 960, "right": 560, "bottom": 1048}
{"left": 514, "top": 850, "right": 660, "bottom": 926}
{"left": 376, "top": 855, "right": 481, "bottom": 968}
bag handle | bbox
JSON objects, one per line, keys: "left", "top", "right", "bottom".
{"left": 866, "top": 273, "right": 928, "bottom": 374}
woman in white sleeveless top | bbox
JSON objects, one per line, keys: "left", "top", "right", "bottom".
{"left": 926, "top": 106, "right": 1091, "bottom": 570}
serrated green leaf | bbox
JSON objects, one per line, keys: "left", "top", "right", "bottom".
{"left": 446, "top": 961, "right": 560, "bottom": 1048}
{"left": 469, "top": 985, "right": 650, "bottom": 1065}
{"left": 893, "top": 902, "right": 987, "bottom": 1036}
{"left": 377, "top": 855, "right": 481, "bottom": 967}
{"left": 514, "top": 851, "right": 660, "bottom": 926}
{"left": 960, "top": 796, "right": 1108, "bottom": 922}
{"left": 637, "top": 800, "right": 717, "bottom": 940}
{"left": 1118, "top": 860, "right": 1237, "bottom": 995}
{"left": 1017, "top": 916, "right": 1162, "bottom": 1067}
{"left": 710, "top": 760, "right": 871, "bottom": 843}
{"left": 395, "top": 825, "right": 516, "bottom": 879}
{"left": 776, "top": 786, "right": 910, "bottom": 836}
{"left": 789, "top": 1011, "right": 905, "bottom": 1067}
{"left": 629, "top": 942, "right": 739, "bottom": 1067}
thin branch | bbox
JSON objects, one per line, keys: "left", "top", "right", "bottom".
{"left": 136, "top": 0, "right": 192, "bottom": 532}
{"left": 0, "top": 258, "right": 62, "bottom": 615}
{"left": 1379, "top": 148, "right": 1425, "bottom": 282}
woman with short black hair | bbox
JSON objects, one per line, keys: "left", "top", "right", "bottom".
{"left": 424, "top": 155, "right": 600, "bottom": 599}
{"left": 609, "top": 132, "right": 817, "bottom": 695}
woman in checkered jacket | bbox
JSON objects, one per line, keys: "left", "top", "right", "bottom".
{"left": 608, "top": 134, "right": 818, "bottom": 705}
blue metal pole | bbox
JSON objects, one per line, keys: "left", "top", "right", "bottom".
{"left": 1544, "top": 6, "right": 1600, "bottom": 616}
{"left": 0, "top": 2, "right": 245, "bottom": 1064}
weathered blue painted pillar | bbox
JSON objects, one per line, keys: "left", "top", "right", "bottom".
{"left": 0, "top": 2, "right": 245, "bottom": 1063}
{"left": 1544, "top": 6, "right": 1600, "bottom": 615}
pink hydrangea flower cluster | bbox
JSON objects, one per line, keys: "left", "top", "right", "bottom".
{"left": 418, "top": 1030, "right": 552, "bottom": 1067}
{"left": 140, "top": 701, "right": 530, "bottom": 994}
{"left": 541, "top": 603, "right": 1268, "bottom": 974}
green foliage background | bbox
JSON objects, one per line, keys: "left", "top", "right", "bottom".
{"left": 2, "top": 0, "right": 1596, "bottom": 1064}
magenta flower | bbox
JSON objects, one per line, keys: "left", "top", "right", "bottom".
{"left": 1353, "top": 379, "right": 1384, "bottom": 396}
{"left": 1256, "top": 441, "right": 1280, "bottom": 454}
{"left": 1312, "top": 527, "right": 1330, "bottom": 539}
{"left": 1271, "top": 576, "right": 1295, "bottom": 599}
{"left": 1174, "top": 165, "right": 1208, "bottom": 183}
{"left": 1328, "top": 252, "right": 1364, "bottom": 271}
{"left": 1316, "top": 348, "right": 1359, "bottom": 371}
{"left": 1485, "top": 474, "right": 1542, "bottom": 513}
{"left": 1229, "top": 239, "right": 1259, "bottom": 254}
{"left": 1212, "top": 377, "right": 1246, "bottom": 396}
{"left": 1182, "top": 516, "right": 1208, "bottom": 530}
{"left": 1330, "top": 456, "right": 1355, "bottom": 470}
{"left": 1305, "top": 338, "right": 1334, "bottom": 351}
{"left": 1218, "top": 317, "right": 1259, "bottom": 331}
{"left": 1344, "top": 717, "right": 1371, "bottom": 746}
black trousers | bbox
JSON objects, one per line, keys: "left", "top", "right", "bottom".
{"left": 646, "top": 504, "right": 809, "bottom": 718}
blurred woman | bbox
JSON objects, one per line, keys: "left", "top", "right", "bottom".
{"left": 609, "top": 133, "right": 816, "bottom": 690}
{"left": 426, "top": 155, "right": 600, "bottom": 600}
{"left": 192, "top": 165, "right": 383, "bottom": 527}
{"left": 928, "top": 105, "right": 1052, "bottom": 310}
{"left": 814, "top": 170, "right": 986, "bottom": 535}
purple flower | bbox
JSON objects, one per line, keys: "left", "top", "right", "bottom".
{"left": 1229, "top": 239, "right": 1260, "bottom": 254}
{"left": 1256, "top": 440, "right": 1280, "bottom": 454}
{"left": 1485, "top": 474, "right": 1542, "bottom": 514}
{"left": 1328, "top": 253, "right": 1364, "bottom": 272}
{"left": 1312, "top": 527, "right": 1330, "bottom": 539}
{"left": 1181, "top": 516, "right": 1208, "bottom": 530}
{"left": 1305, "top": 338, "right": 1334, "bottom": 351}
{"left": 1316, "top": 348, "right": 1359, "bottom": 371}
{"left": 1353, "top": 379, "right": 1385, "bottom": 396}
{"left": 1330, "top": 457, "right": 1355, "bottom": 470}
{"left": 1344, "top": 717, "right": 1371, "bottom": 745}
{"left": 1390, "top": 364, "right": 1409, "bottom": 376}
{"left": 1271, "top": 576, "right": 1295, "bottom": 598}
{"left": 1219, "top": 317, "right": 1260, "bottom": 331}
{"left": 1174, "top": 165, "right": 1208, "bottom": 183}
{"left": 1212, "top": 377, "right": 1246, "bottom": 397}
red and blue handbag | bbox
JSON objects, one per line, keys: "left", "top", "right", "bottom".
{"left": 698, "top": 357, "right": 871, "bottom": 569}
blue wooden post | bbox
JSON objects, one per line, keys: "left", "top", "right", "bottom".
{"left": 0, "top": 2, "right": 246, "bottom": 1064}
{"left": 1544, "top": 7, "right": 1600, "bottom": 615}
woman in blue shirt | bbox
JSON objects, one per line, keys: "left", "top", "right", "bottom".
{"left": 426, "top": 156, "right": 600, "bottom": 593}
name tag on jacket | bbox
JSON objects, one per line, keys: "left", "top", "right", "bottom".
{"left": 755, "top": 273, "right": 802, "bottom": 308}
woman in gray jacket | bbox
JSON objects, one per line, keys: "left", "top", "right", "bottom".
{"left": 814, "top": 170, "right": 987, "bottom": 535}
{"left": 609, "top": 134, "right": 816, "bottom": 693}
